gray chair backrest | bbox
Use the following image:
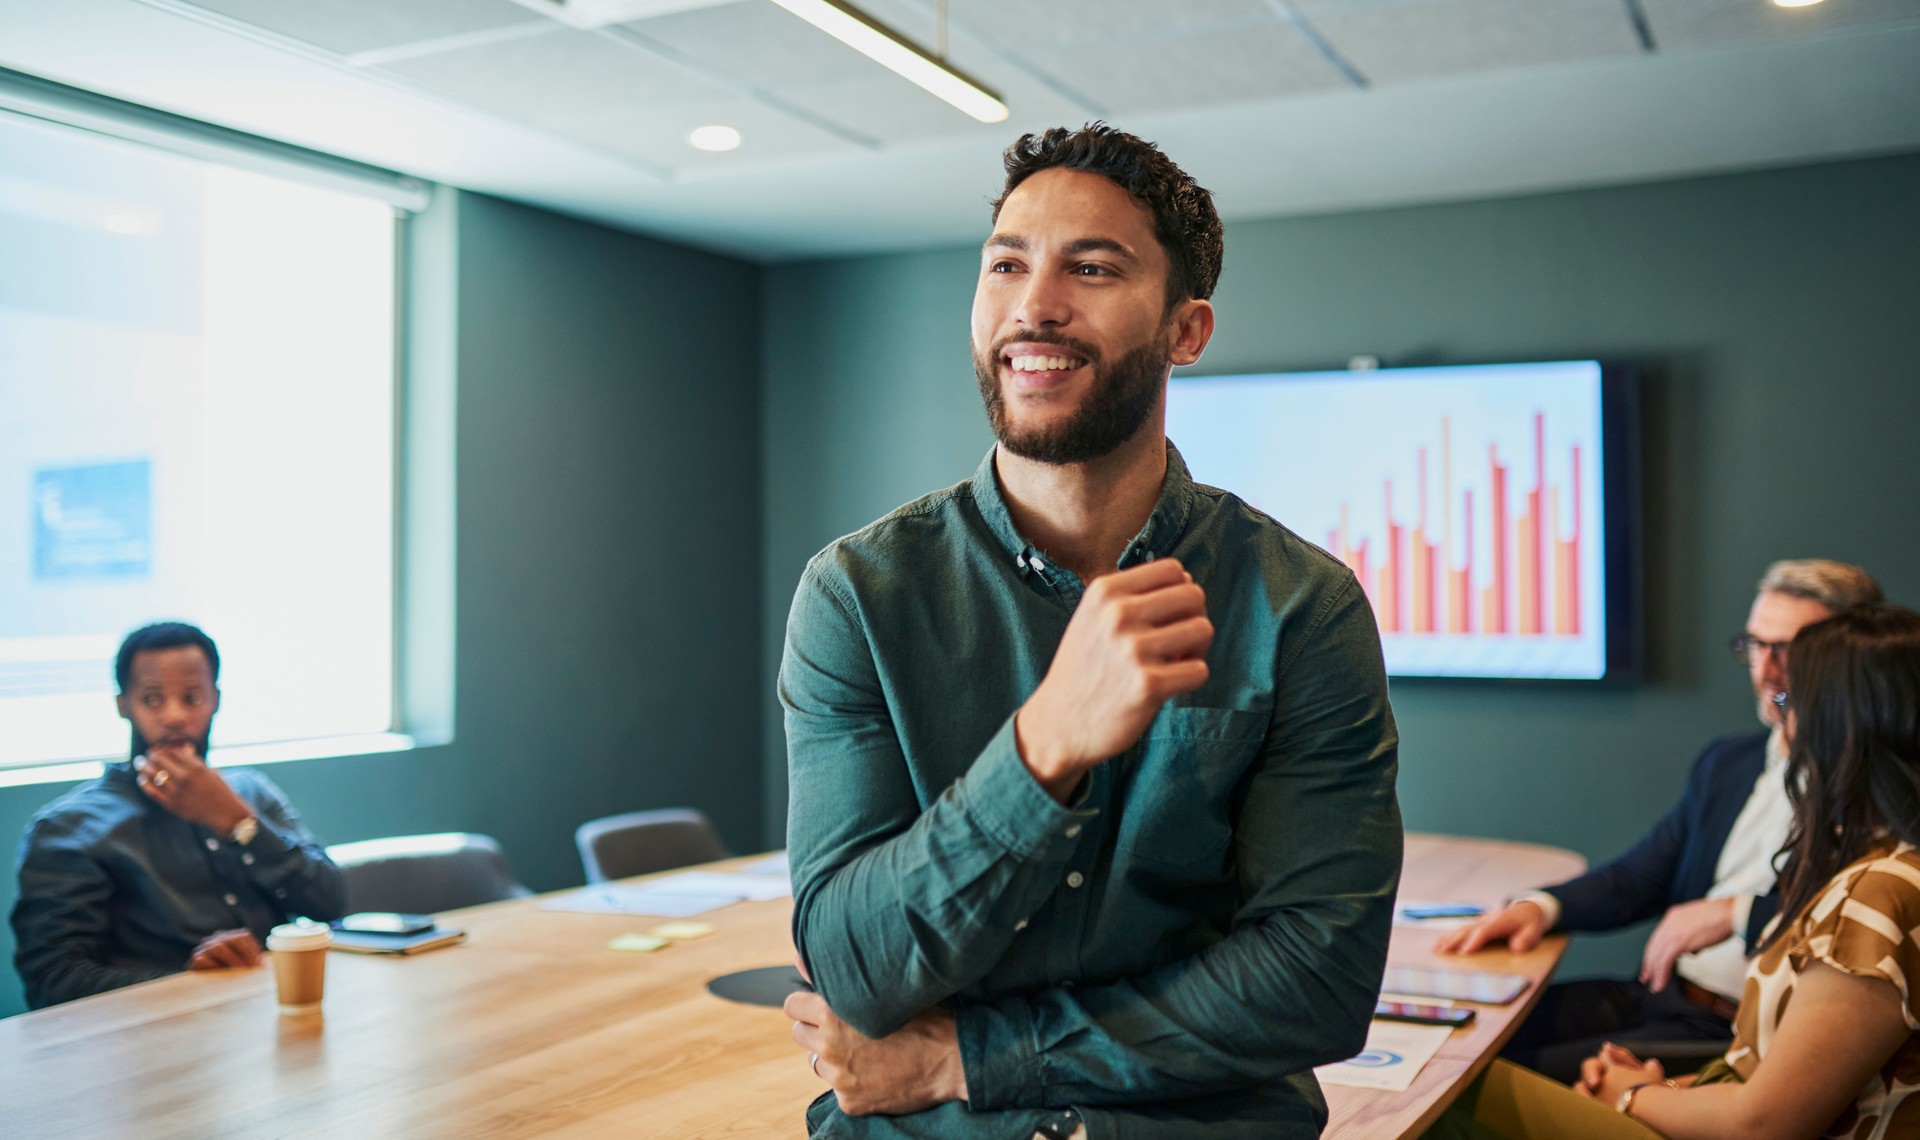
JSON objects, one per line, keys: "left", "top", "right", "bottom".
{"left": 327, "top": 832, "right": 532, "bottom": 915}
{"left": 575, "top": 808, "right": 729, "bottom": 883}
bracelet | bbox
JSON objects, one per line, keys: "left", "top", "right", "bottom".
{"left": 1616, "top": 1079, "right": 1678, "bottom": 1117}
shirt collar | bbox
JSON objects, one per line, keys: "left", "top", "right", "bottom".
{"left": 968, "top": 438, "right": 1197, "bottom": 586}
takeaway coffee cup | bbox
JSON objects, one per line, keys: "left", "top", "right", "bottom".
{"left": 267, "top": 919, "right": 332, "bottom": 1014}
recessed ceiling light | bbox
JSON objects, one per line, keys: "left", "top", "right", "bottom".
{"left": 688, "top": 125, "right": 742, "bottom": 152}
{"left": 1772, "top": 0, "right": 1826, "bottom": 7}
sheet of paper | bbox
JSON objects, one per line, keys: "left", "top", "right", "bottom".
{"left": 650, "top": 921, "right": 715, "bottom": 941}
{"left": 1393, "top": 899, "right": 1485, "bottom": 930}
{"left": 1314, "top": 1020, "right": 1454, "bottom": 1092}
{"left": 741, "top": 851, "right": 789, "bottom": 875}
{"left": 656, "top": 871, "right": 792, "bottom": 901}
{"left": 540, "top": 884, "right": 747, "bottom": 917}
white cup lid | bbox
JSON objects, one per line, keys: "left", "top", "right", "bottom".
{"left": 267, "top": 919, "right": 333, "bottom": 951}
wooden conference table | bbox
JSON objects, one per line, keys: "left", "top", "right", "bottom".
{"left": 0, "top": 834, "right": 1582, "bottom": 1139}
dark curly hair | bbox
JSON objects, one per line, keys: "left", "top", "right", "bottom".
{"left": 991, "top": 123, "right": 1223, "bottom": 308}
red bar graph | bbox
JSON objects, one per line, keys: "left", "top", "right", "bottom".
{"left": 1328, "top": 410, "right": 1584, "bottom": 639}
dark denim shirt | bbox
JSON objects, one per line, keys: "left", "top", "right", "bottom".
{"left": 11, "top": 761, "right": 347, "bottom": 1009}
{"left": 782, "top": 442, "right": 1403, "bottom": 1139}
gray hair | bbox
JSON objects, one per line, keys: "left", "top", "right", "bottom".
{"left": 1757, "top": 559, "right": 1884, "bottom": 612}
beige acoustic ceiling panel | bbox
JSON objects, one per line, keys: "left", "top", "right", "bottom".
{"left": 1294, "top": 0, "right": 1647, "bottom": 85}
{"left": 1638, "top": 0, "right": 1920, "bottom": 50}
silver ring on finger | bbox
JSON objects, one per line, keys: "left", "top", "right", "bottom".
{"left": 809, "top": 1051, "right": 821, "bottom": 1077}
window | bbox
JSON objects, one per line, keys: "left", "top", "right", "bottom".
{"left": 0, "top": 99, "right": 410, "bottom": 773}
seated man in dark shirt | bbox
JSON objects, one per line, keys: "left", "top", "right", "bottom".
{"left": 11, "top": 621, "right": 346, "bottom": 1009}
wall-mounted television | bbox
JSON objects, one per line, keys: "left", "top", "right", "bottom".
{"left": 1167, "top": 360, "right": 1640, "bottom": 681}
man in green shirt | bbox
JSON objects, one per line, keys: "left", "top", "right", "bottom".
{"left": 782, "top": 124, "right": 1402, "bottom": 1138}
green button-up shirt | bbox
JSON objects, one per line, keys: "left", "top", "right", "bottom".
{"left": 782, "top": 441, "right": 1402, "bottom": 1139}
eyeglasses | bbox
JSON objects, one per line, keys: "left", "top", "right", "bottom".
{"left": 1730, "top": 634, "right": 1791, "bottom": 665}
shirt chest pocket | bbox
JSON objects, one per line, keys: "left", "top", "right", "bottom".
{"left": 1113, "top": 707, "right": 1267, "bottom": 871}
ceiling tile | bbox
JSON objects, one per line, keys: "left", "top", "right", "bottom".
{"left": 946, "top": 0, "right": 1279, "bottom": 42}
{"left": 618, "top": 0, "right": 882, "bottom": 87}
{"left": 1296, "top": 0, "right": 1643, "bottom": 85}
{"left": 376, "top": 27, "right": 738, "bottom": 137}
{"left": 185, "top": 0, "right": 542, "bottom": 56}
{"left": 1639, "top": 0, "right": 1920, "bottom": 51}
{"left": 565, "top": 95, "right": 861, "bottom": 169}
{"left": 1040, "top": 22, "right": 1351, "bottom": 113}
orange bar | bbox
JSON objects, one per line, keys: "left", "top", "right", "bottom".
{"left": 1517, "top": 508, "right": 1538, "bottom": 635}
{"left": 1555, "top": 538, "right": 1579, "bottom": 634}
{"left": 1448, "top": 568, "right": 1471, "bottom": 634}
{"left": 1410, "top": 529, "right": 1430, "bottom": 634}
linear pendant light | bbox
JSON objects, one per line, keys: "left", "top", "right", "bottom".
{"left": 767, "top": 0, "right": 1008, "bottom": 123}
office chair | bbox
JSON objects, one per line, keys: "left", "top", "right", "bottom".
{"left": 575, "top": 808, "right": 730, "bottom": 883}
{"left": 327, "top": 832, "right": 532, "bottom": 914}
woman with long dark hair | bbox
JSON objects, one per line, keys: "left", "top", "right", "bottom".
{"left": 1432, "top": 604, "right": 1920, "bottom": 1139}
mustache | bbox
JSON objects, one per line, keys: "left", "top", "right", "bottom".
{"left": 988, "top": 329, "right": 1102, "bottom": 364}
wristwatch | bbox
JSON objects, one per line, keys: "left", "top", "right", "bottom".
{"left": 1617, "top": 1078, "right": 1678, "bottom": 1116}
{"left": 229, "top": 815, "right": 259, "bottom": 846}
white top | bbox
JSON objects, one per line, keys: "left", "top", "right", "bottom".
{"left": 1519, "top": 729, "right": 1791, "bottom": 1001}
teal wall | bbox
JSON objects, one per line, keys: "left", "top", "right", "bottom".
{"left": 758, "top": 152, "right": 1920, "bottom": 978}
{"left": 0, "top": 190, "right": 765, "bottom": 1018}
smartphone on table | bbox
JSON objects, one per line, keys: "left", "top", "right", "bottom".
{"left": 334, "top": 912, "right": 436, "bottom": 936}
{"left": 1374, "top": 999, "right": 1477, "bottom": 1027}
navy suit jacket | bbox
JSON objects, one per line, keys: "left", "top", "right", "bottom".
{"left": 1545, "top": 731, "right": 1780, "bottom": 951}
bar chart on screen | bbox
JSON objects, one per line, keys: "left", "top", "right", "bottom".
{"left": 1168, "top": 361, "right": 1609, "bottom": 679}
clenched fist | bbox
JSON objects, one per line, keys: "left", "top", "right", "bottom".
{"left": 1016, "top": 557, "right": 1212, "bottom": 801}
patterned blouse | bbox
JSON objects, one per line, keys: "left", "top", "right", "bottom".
{"left": 1726, "top": 841, "right": 1920, "bottom": 1139}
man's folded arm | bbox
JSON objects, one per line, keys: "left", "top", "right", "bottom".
{"left": 783, "top": 564, "right": 1084, "bottom": 1037}
{"left": 957, "top": 576, "right": 1402, "bottom": 1107}
{"left": 11, "top": 822, "right": 173, "bottom": 1009}
{"left": 233, "top": 772, "right": 347, "bottom": 921}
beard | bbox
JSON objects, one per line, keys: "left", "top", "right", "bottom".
{"left": 974, "top": 326, "right": 1169, "bottom": 465}
{"left": 130, "top": 726, "right": 213, "bottom": 763}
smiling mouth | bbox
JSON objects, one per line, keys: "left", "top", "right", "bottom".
{"left": 1007, "top": 354, "right": 1084, "bottom": 373}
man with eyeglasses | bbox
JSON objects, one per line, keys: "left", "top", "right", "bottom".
{"left": 1435, "top": 559, "right": 1883, "bottom": 1083}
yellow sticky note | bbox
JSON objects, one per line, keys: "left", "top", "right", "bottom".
{"left": 609, "top": 933, "right": 669, "bottom": 953}
{"left": 651, "top": 921, "right": 715, "bottom": 941}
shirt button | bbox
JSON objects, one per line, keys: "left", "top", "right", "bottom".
{"left": 223, "top": 893, "right": 239, "bottom": 907}
{"left": 275, "top": 888, "right": 287, "bottom": 899}
{"left": 1014, "top": 918, "right": 1029, "bottom": 932}
{"left": 1065, "top": 824, "right": 1082, "bottom": 838}
{"left": 1066, "top": 872, "right": 1085, "bottom": 888}
{"left": 205, "top": 837, "right": 220, "bottom": 852}
{"left": 241, "top": 854, "right": 255, "bottom": 866}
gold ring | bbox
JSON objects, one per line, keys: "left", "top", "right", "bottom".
{"left": 152, "top": 770, "right": 170, "bottom": 788}
{"left": 809, "top": 1052, "right": 821, "bottom": 1077}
